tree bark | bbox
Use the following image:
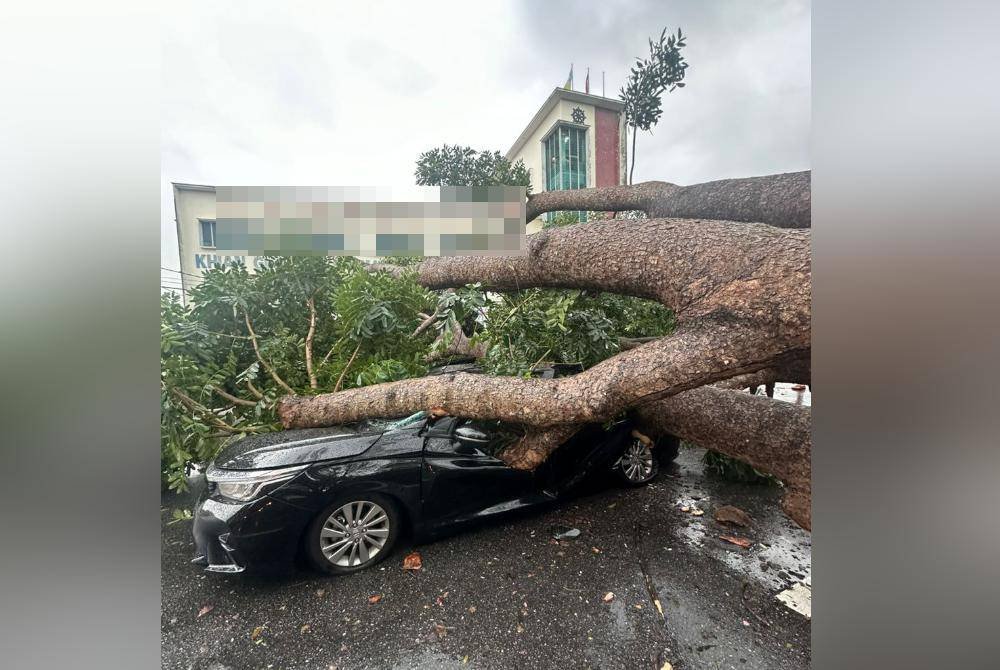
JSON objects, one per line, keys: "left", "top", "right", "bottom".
{"left": 280, "top": 216, "right": 810, "bottom": 427}
{"left": 526, "top": 171, "right": 810, "bottom": 228}
{"left": 636, "top": 387, "right": 811, "bottom": 530}
{"left": 277, "top": 171, "right": 812, "bottom": 528}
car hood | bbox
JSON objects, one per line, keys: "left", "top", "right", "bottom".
{"left": 213, "top": 426, "right": 383, "bottom": 470}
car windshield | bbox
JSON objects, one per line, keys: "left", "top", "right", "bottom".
{"left": 382, "top": 411, "right": 428, "bottom": 431}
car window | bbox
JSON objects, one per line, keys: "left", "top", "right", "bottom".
{"left": 384, "top": 411, "right": 428, "bottom": 431}
{"left": 457, "top": 419, "right": 523, "bottom": 459}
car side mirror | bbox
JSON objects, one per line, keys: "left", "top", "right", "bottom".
{"left": 454, "top": 425, "right": 489, "bottom": 447}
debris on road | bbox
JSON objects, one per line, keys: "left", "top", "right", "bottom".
{"left": 720, "top": 535, "right": 752, "bottom": 549}
{"left": 368, "top": 594, "right": 382, "bottom": 604}
{"left": 196, "top": 605, "right": 213, "bottom": 618}
{"left": 602, "top": 592, "right": 615, "bottom": 602}
{"left": 777, "top": 582, "right": 812, "bottom": 619}
{"left": 714, "top": 505, "right": 752, "bottom": 527}
{"left": 402, "top": 551, "right": 422, "bottom": 571}
{"left": 551, "top": 525, "right": 581, "bottom": 539}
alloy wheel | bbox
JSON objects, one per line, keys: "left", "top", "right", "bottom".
{"left": 617, "top": 439, "right": 655, "bottom": 482}
{"left": 319, "top": 500, "right": 390, "bottom": 567}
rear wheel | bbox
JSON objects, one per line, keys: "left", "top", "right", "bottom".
{"left": 613, "top": 438, "right": 659, "bottom": 486}
{"left": 305, "top": 494, "right": 401, "bottom": 574}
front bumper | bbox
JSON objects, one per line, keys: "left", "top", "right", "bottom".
{"left": 191, "top": 487, "right": 312, "bottom": 576}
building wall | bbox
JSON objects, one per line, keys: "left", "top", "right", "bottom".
{"left": 594, "top": 107, "right": 621, "bottom": 187}
{"left": 506, "top": 93, "right": 625, "bottom": 232}
{"left": 173, "top": 184, "right": 263, "bottom": 301}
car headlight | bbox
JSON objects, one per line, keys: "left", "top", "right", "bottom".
{"left": 206, "top": 464, "right": 307, "bottom": 502}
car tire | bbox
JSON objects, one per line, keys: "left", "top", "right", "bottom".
{"left": 613, "top": 437, "right": 660, "bottom": 487}
{"left": 304, "top": 493, "right": 402, "bottom": 575}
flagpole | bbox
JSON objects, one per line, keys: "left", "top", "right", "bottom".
{"left": 602, "top": 71, "right": 605, "bottom": 97}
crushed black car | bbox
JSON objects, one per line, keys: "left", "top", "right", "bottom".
{"left": 192, "top": 364, "right": 679, "bottom": 576}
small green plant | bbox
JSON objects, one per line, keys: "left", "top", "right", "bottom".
{"left": 703, "top": 450, "right": 779, "bottom": 485}
{"left": 167, "top": 508, "right": 193, "bottom": 525}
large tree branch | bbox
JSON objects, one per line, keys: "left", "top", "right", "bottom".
{"left": 636, "top": 386, "right": 811, "bottom": 530}
{"left": 416, "top": 217, "right": 811, "bottom": 338}
{"left": 526, "top": 171, "right": 810, "bottom": 229}
{"left": 279, "top": 321, "right": 790, "bottom": 429}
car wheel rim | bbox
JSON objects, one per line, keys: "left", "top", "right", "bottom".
{"left": 618, "top": 440, "right": 655, "bottom": 482}
{"left": 320, "top": 501, "right": 390, "bottom": 567}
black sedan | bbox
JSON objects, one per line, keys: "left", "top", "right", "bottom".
{"left": 192, "top": 411, "right": 677, "bottom": 576}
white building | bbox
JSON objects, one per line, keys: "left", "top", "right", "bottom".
{"left": 168, "top": 87, "right": 628, "bottom": 299}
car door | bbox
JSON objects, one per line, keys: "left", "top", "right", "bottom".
{"left": 535, "top": 419, "right": 633, "bottom": 495}
{"left": 420, "top": 417, "right": 544, "bottom": 529}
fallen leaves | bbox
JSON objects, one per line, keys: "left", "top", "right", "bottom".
{"left": 432, "top": 623, "right": 452, "bottom": 639}
{"left": 679, "top": 505, "right": 704, "bottom": 516}
{"left": 602, "top": 592, "right": 615, "bottom": 603}
{"left": 368, "top": 594, "right": 382, "bottom": 604}
{"left": 300, "top": 624, "right": 311, "bottom": 634}
{"left": 250, "top": 625, "right": 265, "bottom": 644}
{"left": 714, "top": 505, "right": 752, "bottom": 527}
{"left": 467, "top": 606, "right": 477, "bottom": 614}
{"left": 654, "top": 599, "right": 663, "bottom": 615}
{"left": 720, "top": 535, "right": 752, "bottom": 549}
{"left": 196, "top": 605, "right": 214, "bottom": 618}
{"left": 661, "top": 662, "right": 673, "bottom": 670}
{"left": 315, "top": 588, "right": 326, "bottom": 598}
{"left": 402, "top": 551, "right": 422, "bottom": 571}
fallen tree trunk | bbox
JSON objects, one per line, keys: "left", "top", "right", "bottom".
{"left": 637, "top": 387, "right": 811, "bottom": 530}
{"left": 280, "top": 216, "right": 810, "bottom": 427}
{"left": 278, "top": 171, "right": 812, "bottom": 528}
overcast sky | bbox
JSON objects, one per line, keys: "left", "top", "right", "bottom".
{"left": 161, "top": 0, "right": 809, "bottom": 280}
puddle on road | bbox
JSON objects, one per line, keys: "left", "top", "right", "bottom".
{"left": 670, "top": 449, "right": 812, "bottom": 596}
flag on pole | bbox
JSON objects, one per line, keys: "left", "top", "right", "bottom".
{"left": 564, "top": 64, "right": 573, "bottom": 90}
{"left": 585, "top": 68, "right": 590, "bottom": 94}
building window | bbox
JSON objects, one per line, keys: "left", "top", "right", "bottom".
{"left": 543, "top": 124, "right": 587, "bottom": 222}
{"left": 199, "top": 219, "right": 216, "bottom": 248}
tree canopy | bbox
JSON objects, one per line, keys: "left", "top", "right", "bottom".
{"left": 414, "top": 144, "right": 532, "bottom": 192}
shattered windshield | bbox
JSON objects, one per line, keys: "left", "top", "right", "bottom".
{"left": 381, "top": 411, "right": 428, "bottom": 431}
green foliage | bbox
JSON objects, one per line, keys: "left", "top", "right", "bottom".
{"left": 160, "top": 257, "right": 437, "bottom": 491}
{"left": 415, "top": 144, "right": 533, "bottom": 194}
{"left": 620, "top": 27, "right": 688, "bottom": 183}
{"left": 476, "top": 288, "right": 675, "bottom": 377}
{"left": 621, "top": 27, "right": 688, "bottom": 133}
{"left": 703, "top": 449, "right": 779, "bottom": 485}
{"left": 541, "top": 211, "right": 588, "bottom": 229}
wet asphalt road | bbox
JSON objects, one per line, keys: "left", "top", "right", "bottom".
{"left": 161, "top": 447, "right": 811, "bottom": 670}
